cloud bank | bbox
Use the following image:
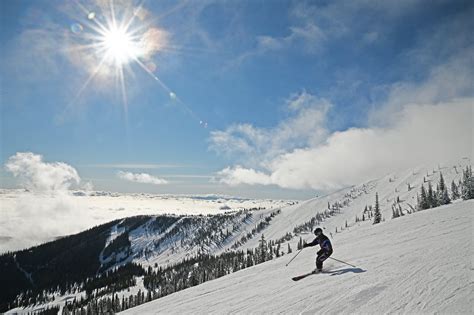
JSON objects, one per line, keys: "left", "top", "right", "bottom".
{"left": 216, "top": 99, "right": 472, "bottom": 190}
{"left": 117, "top": 171, "right": 168, "bottom": 185}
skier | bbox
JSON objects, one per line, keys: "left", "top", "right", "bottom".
{"left": 303, "top": 227, "right": 333, "bottom": 273}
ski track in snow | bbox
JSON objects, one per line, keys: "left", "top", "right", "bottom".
{"left": 121, "top": 200, "right": 473, "bottom": 315}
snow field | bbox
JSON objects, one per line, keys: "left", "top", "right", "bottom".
{"left": 121, "top": 200, "right": 473, "bottom": 314}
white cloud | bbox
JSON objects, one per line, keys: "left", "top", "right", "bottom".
{"left": 256, "top": 36, "right": 284, "bottom": 51}
{"left": 217, "top": 166, "right": 272, "bottom": 186}
{"left": 84, "top": 163, "right": 187, "bottom": 169}
{"left": 209, "top": 91, "right": 331, "bottom": 165}
{"left": 213, "top": 44, "right": 474, "bottom": 191}
{"left": 0, "top": 191, "right": 95, "bottom": 253}
{"left": 216, "top": 99, "right": 472, "bottom": 190}
{"left": 2, "top": 153, "right": 96, "bottom": 252}
{"left": 370, "top": 48, "right": 474, "bottom": 125}
{"left": 234, "top": 22, "right": 326, "bottom": 66}
{"left": 117, "top": 171, "right": 168, "bottom": 185}
{"left": 259, "top": 22, "right": 326, "bottom": 54}
{"left": 288, "top": 23, "right": 326, "bottom": 53}
{"left": 5, "top": 152, "right": 80, "bottom": 191}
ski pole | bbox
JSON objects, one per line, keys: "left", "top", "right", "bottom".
{"left": 286, "top": 248, "right": 303, "bottom": 267}
{"left": 328, "top": 256, "right": 356, "bottom": 268}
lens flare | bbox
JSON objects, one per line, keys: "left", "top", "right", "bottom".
{"left": 70, "top": 23, "right": 83, "bottom": 34}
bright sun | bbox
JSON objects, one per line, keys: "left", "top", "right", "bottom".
{"left": 100, "top": 26, "right": 140, "bottom": 65}
{"left": 64, "top": 2, "right": 207, "bottom": 129}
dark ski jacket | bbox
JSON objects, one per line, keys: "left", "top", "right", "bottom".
{"left": 304, "top": 234, "right": 333, "bottom": 255}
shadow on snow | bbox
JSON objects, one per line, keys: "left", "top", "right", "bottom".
{"left": 328, "top": 267, "right": 366, "bottom": 275}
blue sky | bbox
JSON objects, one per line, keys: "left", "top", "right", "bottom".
{"left": 1, "top": 0, "right": 472, "bottom": 199}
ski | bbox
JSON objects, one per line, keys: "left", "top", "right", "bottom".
{"left": 292, "top": 273, "right": 313, "bottom": 281}
{"left": 292, "top": 270, "right": 332, "bottom": 281}
{"left": 291, "top": 271, "right": 318, "bottom": 281}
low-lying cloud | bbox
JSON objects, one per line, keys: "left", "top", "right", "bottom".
{"left": 117, "top": 171, "right": 168, "bottom": 185}
{"left": 2, "top": 152, "right": 94, "bottom": 253}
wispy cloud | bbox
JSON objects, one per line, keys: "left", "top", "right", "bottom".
{"left": 84, "top": 163, "right": 189, "bottom": 169}
{"left": 162, "top": 174, "right": 213, "bottom": 179}
{"left": 231, "top": 0, "right": 438, "bottom": 66}
{"left": 232, "top": 22, "right": 326, "bottom": 66}
{"left": 117, "top": 171, "right": 168, "bottom": 185}
{"left": 209, "top": 91, "right": 331, "bottom": 166}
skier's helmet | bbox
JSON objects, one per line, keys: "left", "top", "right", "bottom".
{"left": 314, "top": 227, "right": 323, "bottom": 235}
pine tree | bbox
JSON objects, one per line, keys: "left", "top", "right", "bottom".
{"left": 439, "top": 172, "right": 446, "bottom": 192}
{"left": 287, "top": 243, "right": 292, "bottom": 254}
{"left": 398, "top": 204, "right": 404, "bottom": 216}
{"left": 258, "top": 234, "right": 267, "bottom": 263}
{"left": 427, "top": 182, "right": 436, "bottom": 208}
{"left": 469, "top": 173, "right": 473, "bottom": 199}
{"left": 451, "top": 180, "right": 460, "bottom": 200}
{"left": 437, "top": 172, "right": 450, "bottom": 205}
{"left": 461, "top": 166, "right": 474, "bottom": 200}
{"left": 419, "top": 184, "right": 429, "bottom": 210}
{"left": 442, "top": 188, "right": 450, "bottom": 205}
{"left": 391, "top": 205, "right": 399, "bottom": 219}
{"left": 373, "top": 192, "right": 382, "bottom": 224}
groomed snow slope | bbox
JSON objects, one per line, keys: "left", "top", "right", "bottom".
{"left": 122, "top": 200, "right": 473, "bottom": 314}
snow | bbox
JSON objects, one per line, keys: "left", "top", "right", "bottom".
{"left": 121, "top": 200, "right": 473, "bottom": 314}
{"left": 3, "top": 161, "right": 472, "bottom": 314}
{"left": 229, "top": 163, "right": 467, "bottom": 253}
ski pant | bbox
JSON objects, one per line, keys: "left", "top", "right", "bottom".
{"left": 316, "top": 250, "right": 332, "bottom": 270}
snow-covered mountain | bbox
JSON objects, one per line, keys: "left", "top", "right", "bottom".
{"left": 121, "top": 200, "right": 473, "bottom": 314}
{"left": 2, "top": 160, "right": 472, "bottom": 314}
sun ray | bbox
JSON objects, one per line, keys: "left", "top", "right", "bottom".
{"left": 131, "top": 56, "right": 201, "bottom": 122}
{"left": 62, "top": 0, "right": 209, "bottom": 128}
{"left": 59, "top": 54, "right": 109, "bottom": 121}
{"left": 118, "top": 65, "right": 128, "bottom": 118}
{"left": 122, "top": 1, "right": 145, "bottom": 32}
